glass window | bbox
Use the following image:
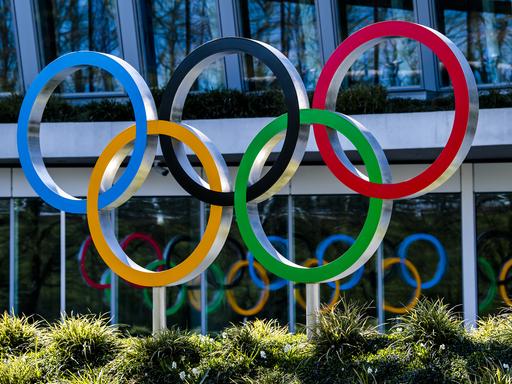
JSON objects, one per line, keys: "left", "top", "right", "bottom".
{"left": 139, "top": 0, "right": 224, "bottom": 90}
{"left": 382, "top": 194, "right": 462, "bottom": 322}
{"left": 66, "top": 214, "right": 111, "bottom": 316}
{"left": 0, "top": 0, "right": 20, "bottom": 93}
{"left": 117, "top": 197, "right": 201, "bottom": 333}
{"left": 293, "top": 195, "right": 377, "bottom": 323}
{"left": 338, "top": 0, "right": 421, "bottom": 87}
{"left": 35, "top": 0, "right": 122, "bottom": 93}
{"left": 437, "top": 1, "right": 512, "bottom": 86}
{"left": 0, "top": 200, "right": 8, "bottom": 312}
{"left": 14, "top": 198, "right": 60, "bottom": 319}
{"left": 239, "top": 0, "right": 321, "bottom": 90}
{"left": 476, "top": 193, "right": 512, "bottom": 316}
{"left": 208, "top": 196, "right": 289, "bottom": 333}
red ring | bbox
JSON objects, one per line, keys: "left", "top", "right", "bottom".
{"left": 312, "top": 21, "right": 475, "bottom": 199}
{"left": 79, "top": 232, "right": 163, "bottom": 290}
{"left": 79, "top": 236, "right": 110, "bottom": 290}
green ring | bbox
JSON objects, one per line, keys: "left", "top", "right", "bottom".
{"left": 191, "top": 263, "right": 225, "bottom": 314}
{"left": 478, "top": 257, "right": 497, "bottom": 312}
{"left": 234, "top": 108, "right": 385, "bottom": 283}
{"left": 142, "top": 259, "right": 187, "bottom": 316}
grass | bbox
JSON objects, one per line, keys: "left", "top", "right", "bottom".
{"left": 1, "top": 299, "right": 512, "bottom": 383}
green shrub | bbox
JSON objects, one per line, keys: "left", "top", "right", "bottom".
{"left": 0, "top": 353, "right": 45, "bottom": 384}
{"left": 46, "top": 314, "right": 120, "bottom": 374}
{"left": 0, "top": 312, "right": 42, "bottom": 357}
{"left": 396, "top": 298, "right": 465, "bottom": 348}
{"left": 109, "top": 328, "right": 215, "bottom": 384}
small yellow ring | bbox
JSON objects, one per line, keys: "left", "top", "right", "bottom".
{"left": 383, "top": 257, "right": 422, "bottom": 314}
{"left": 87, "top": 120, "right": 227, "bottom": 287}
{"left": 499, "top": 259, "right": 512, "bottom": 306}
{"left": 295, "top": 258, "right": 340, "bottom": 310}
{"left": 225, "top": 260, "right": 269, "bottom": 316}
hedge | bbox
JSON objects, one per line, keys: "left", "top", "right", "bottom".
{"left": 2, "top": 299, "right": 512, "bottom": 383}
{"left": 0, "top": 85, "right": 511, "bottom": 123}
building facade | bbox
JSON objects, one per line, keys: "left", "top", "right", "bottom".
{"left": 0, "top": 0, "right": 511, "bottom": 333}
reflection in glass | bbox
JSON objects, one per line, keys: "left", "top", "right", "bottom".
{"left": 66, "top": 214, "right": 110, "bottom": 316}
{"left": 338, "top": 0, "right": 420, "bottom": 87}
{"left": 476, "top": 193, "right": 512, "bottom": 316}
{"left": 383, "top": 194, "right": 462, "bottom": 322}
{"left": 0, "top": 200, "right": 8, "bottom": 311}
{"left": 239, "top": 0, "right": 321, "bottom": 90}
{"left": 139, "top": 0, "right": 224, "bottom": 90}
{"left": 15, "top": 198, "right": 60, "bottom": 319}
{"left": 208, "top": 196, "right": 289, "bottom": 332}
{"left": 437, "top": 1, "right": 512, "bottom": 86}
{"left": 0, "top": 1, "right": 20, "bottom": 93}
{"left": 293, "top": 195, "right": 376, "bottom": 324}
{"left": 35, "top": 0, "right": 121, "bottom": 92}
{"left": 117, "top": 197, "right": 201, "bottom": 333}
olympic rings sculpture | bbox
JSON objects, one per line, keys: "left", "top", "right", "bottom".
{"left": 18, "top": 21, "right": 478, "bottom": 292}
{"left": 77, "top": 231, "right": 449, "bottom": 316}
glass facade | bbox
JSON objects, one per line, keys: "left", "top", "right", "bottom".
{"left": 0, "top": 0, "right": 20, "bottom": 93}
{"left": 239, "top": 0, "right": 321, "bottom": 90}
{"left": 437, "top": 1, "right": 512, "bottom": 86}
{"left": 476, "top": 193, "right": 512, "bottom": 316}
{"left": 34, "top": 0, "right": 122, "bottom": 92}
{"left": 338, "top": 0, "right": 421, "bottom": 87}
{"left": 139, "top": 0, "right": 224, "bottom": 90}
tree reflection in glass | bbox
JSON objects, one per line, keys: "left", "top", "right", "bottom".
{"left": 0, "top": 0, "right": 20, "bottom": 93}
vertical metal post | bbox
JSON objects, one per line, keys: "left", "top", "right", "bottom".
{"left": 9, "top": 197, "right": 16, "bottom": 314}
{"left": 306, "top": 284, "right": 320, "bottom": 339}
{"left": 200, "top": 201, "right": 207, "bottom": 335}
{"left": 414, "top": 0, "right": 440, "bottom": 92}
{"left": 116, "top": 0, "right": 142, "bottom": 72}
{"left": 152, "top": 287, "right": 166, "bottom": 333}
{"left": 376, "top": 245, "right": 385, "bottom": 333}
{"left": 287, "top": 190, "right": 296, "bottom": 333}
{"left": 315, "top": 0, "right": 339, "bottom": 64}
{"left": 461, "top": 164, "right": 477, "bottom": 329}
{"left": 60, "top": 211, "right": 66, "bottom": 316}
{"left": 110, "top": 210, "right": 118, "bottom": 325}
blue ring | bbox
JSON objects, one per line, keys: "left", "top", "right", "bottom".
{"left": 316, "top": 234, "right": 364, "bottom": 290}
{"left": 398, "top": 233, "right": 447, "bottom": 289}
{"left": 247, "top": 236, "right": 288, "bottom": 291}
{"left": 17, "top": 51, "right": 152, "bottom": 214}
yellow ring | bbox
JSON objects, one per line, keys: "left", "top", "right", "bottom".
{"left": 295, "top": 258, "right": 340, "bottom": 310}
{"left": 87, "top": 120, "right": 227, "bottom": 287}
{"left": 225, "top": 260, "right": 269, "bottom": 316}
{"left": 499, "top": 259, "right": 512, "bottom": 306}
{"left": 383, "top": 257, "right": 422, "bottom": 314}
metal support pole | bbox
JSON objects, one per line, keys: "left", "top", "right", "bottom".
{"left": 9, "top": 197, "right": 16, "bottom": 314}
{"left": 376, "top": 245, "right": 385, "bottom": 333}
{"left": 110, "top": 210, "right": 118, "bottom": 325}
{"left": 287, "top": 191, "right": 296, "bottom": 333}
{"left": 200, "top": 201, "right": 207, "bottom": 335}
{"left": 306, "top": 283, "right": 320, "bottom": 339}
{"left": 60, "top": 211, "right": 66, "bottom": 316}
{"left": 461, "top": 164, "right": 477, "bottom": 329}
{"left": 152, "top": 287, "right": 166, "bottom": 333}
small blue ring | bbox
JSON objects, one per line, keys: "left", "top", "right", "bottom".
{"left": 398, "top": 233, "right": 447, "bottom": 289}
{"left": 247, "top": 236, "right": 288, "bottom": 291}
{"left": 316, "top": 234, "right": 364, "bottom": 290}
{"left": 17, "top": 51, "right": 152, "bottom": 213}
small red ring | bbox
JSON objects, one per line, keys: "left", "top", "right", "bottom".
{"left": 313, "top": 21, "right": 476, "bottom": 199}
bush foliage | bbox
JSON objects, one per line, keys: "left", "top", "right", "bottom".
{"left": 0, "top": 85, "right": 511, "bottom": 123}
{"left": 2, "top": 299, "right": 512, "bottom": 383}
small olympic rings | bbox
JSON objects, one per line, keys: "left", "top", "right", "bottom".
{"left": 188, "top": 263, "right": 225, "bottom": 314}
{"left": 295, "top": 259, "right": 340, "bottom": 310}
{"left": 499, "top": 259, "right": 512, "bottom": 307}
{"left": 312, "top": 21, "right": 478, "bottom": 200}
{"left": 78, "top": 236, "right": 110, "bottom": 290}
{"left": 398, "top": 234, "right": 447, "bottom": 289}
{"left": 477, "top": 258, "right": 496, "bottom": 312}
{"left": 225, "top": 260, "right": 270, "bottom": 317}
{"left": 383, "top": 257, "right": 422, "bottom": 314}
{"left": 18, "top": 21, "right": 477, "bottom": 295}
{"left": 316, "top": 234, "right": 364, "bottom": 290}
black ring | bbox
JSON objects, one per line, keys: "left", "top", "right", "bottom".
{"left": 158, "top": 37, "right": 308, "bottom": 206}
